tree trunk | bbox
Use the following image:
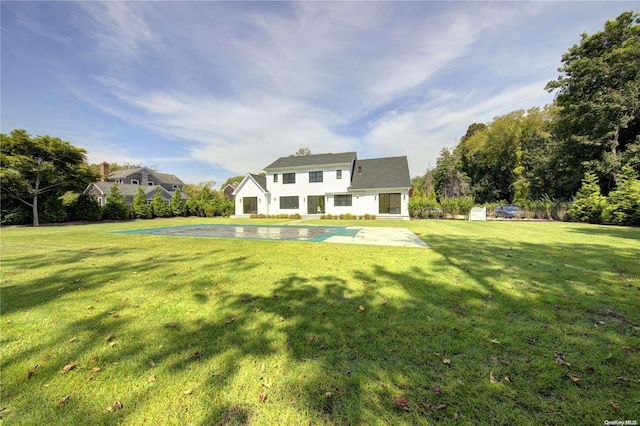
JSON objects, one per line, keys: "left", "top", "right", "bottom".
{"left": 32, "top": 160, "right": 41, "bottom": 227}
{"left": 32, "top": 194, "right": 39, "bottom": 227}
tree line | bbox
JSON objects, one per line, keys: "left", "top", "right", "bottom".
{"left": 0, "top": 129, "right": 238, "bottom": 226}
{"left": 412, "top": 11, "right": 639, "bottom": 225}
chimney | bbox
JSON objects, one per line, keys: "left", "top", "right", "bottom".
{"left": 99, "top": 162, "right": 109, "bottom": 182}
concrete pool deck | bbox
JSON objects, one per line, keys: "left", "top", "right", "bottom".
{"left": 326, "top": 226, "right": 429, "bottom": 248}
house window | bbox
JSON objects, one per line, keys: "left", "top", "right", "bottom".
{"left": 334, "top": 194, "right": 352, "bottom": 206}
{"left": 273, "top": 174, "right": 278, "bottom": 183}
{"left": 309, "top": 171, "right": 323, "bottom": 183}
{"left": 148, "top": 181, "right": 154, "bottom": 186}
{"left": 336, "top": 170, "right": 342, "bottom": 179}
{"left": 173, "top": 184, "right": 178, "bottom": 189}
{"left": 279, "top": 196, "right": 299, "bottom": 209}
{"left": 131, "top": 179, "right": 139, "bottom": 185}
{"left": 97, "top": 197, "right": 103, "bottom": 206}
{"left": 283, "top": 173, "right": 296, "bottom": 184}
{"left": 357, "top": 166, "right": 362, "bottom": 175}
{"left": 379, "top": 193, "right": 401, "bottom": 214}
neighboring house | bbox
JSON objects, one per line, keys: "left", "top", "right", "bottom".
{"left": 222, "top": 181, "right": 240, "bottom": 200}
{"left": 84, "top": 162, "right": 187, "bottom": 206}
{"left": 233, "top": 152, "right": 411, "bottom": 218}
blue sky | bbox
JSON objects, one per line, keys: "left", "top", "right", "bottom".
{"left": 1, "top": 1, "right": 636, "bottom": 185}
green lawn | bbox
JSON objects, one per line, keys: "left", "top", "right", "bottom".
{"left": 1, "top": 218, "right": 639, "bottom": 425}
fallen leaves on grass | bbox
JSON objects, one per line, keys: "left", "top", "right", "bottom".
{"left": 194, "top": 351, "right": 201, "bottom": 359}
{"left": 325, "top": 392, "right": 332, "bottom": 398}
{"left": 394, "top": 397, "right": 410, "bottom": 411}
{"left": 566, "top": 374, "right": 580, "bottom": 382}
{"left": 258, "top": 393, "right": 266, "bottom": 403}
{"left": 105, "top": 333, "right": 115, "bottom": 341}
{"left": 149, "top": 375, "right": 156, "bottom": 382}
{"left": 61, "top": 363, "right": 76, "bottom": 374}
{"left": 58, "top": 394, "right": 72, "bottom": 406}
{"left": 109, "top": 341, "right": 117, "bottom": 347}
{"left": 42, "top": 354, "right": 51, "bottom": 362}
{"left": 617, "top": 376, "right": 629, "bottom": 382}
{"left": 183, "top": 389, "right": 193, "bottom": 395}
{"left": 67, "top": 337, "right": 77, "bottom": 343}
{"left": 225, "top": 317, "right": 235, "bottom": 324}
{"left": 431, "top": 385, "right": 441, "bottom": 395}
{"left": 621, "top": 346, "right": 633, "bottom": 353}
{"left": 490, "top": 339, "right": 500, "bottom": 344}
{"left": 359, "top": 305, "right": 366, "bottom": 311}
{"left": 165, "top": 322, "right": 177, "bottom": 328}
{"left": 490, "top": 371, "right": 498, "bottom": 383}
{"left": 26, "top": 364, "right": 38, "bottom": 379}
{"left": 610, "top": 400, "right": 620, "bottom": 410}
{"left": 443, "top": 358, "right": 451, "bottom": 365}
{"left": 92, "top": 367, "right": 101, "bottom": 372}
{"left": 554, "top": 352, "right": 571, "bottom": 367}
{"left": 381, "top": 299, "right": 387, "bottom": 305}
{"left": 437, "top": 404, "right": 447, "bottom": 410}
{"left": 491, "top": 357, "right": 510, "bottom": 365}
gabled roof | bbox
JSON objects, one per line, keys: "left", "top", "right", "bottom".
{"left": 349, "top": 156, "right": 411, "bottom": 190}
{"left": 222, "top": 181, "right": 240, "bottom": 191}
{"left": 249, "top": 173, "right": 268, "bottom": 192}
{"left": 233, "top": 173, "right": 269, "bottom": 195}
{"left": 264, "top": 152, "right": 356, "bottom": 170}
{"left": 107, "top": 167, "right": 185, "bottom": 185}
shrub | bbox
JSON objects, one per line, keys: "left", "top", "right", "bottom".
{"left": 364, "top": 213, "right": 371, "bottom": 220}
{"left": 326, "top": 214, "right": 333, "bottom": 220}
{"left": 170, "top": 189, "right": 187, "bottom": 217}
{"left": 602, "top": 165, "right": 640, "bottom": 226}
{"left": 67, "top": 193, "right": 103, "bottom": 221}
{"left": 131, "top": 187, "right": 152, "bottom": 219}
{"left": 568, "top": 172, "right": 606, "bottom": 224}
{"left": 0, "top": 203, "right": 31, "bottom": 225}
{"left": 103, "top": 183, "right": 129, "bottom": 220}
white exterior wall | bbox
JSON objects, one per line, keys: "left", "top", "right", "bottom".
{"left": 328, "top": 190, "right": 409, "bottom": 217}
{"left": 234, "top": 178, "right": 269, "bottom": 215}
{"left": 235, "top": 167, "right": 410, "bottom": 218}
{"left": 267, "top": 166, "right": 351, "bottom": 215}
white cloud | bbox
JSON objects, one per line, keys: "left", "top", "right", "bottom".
{"left": 365, "top": 81, "right": 555, "bottom": 176}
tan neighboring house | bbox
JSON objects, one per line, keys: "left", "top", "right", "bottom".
{"left": 84, "top": 162, "right": 187, "bottom": 206}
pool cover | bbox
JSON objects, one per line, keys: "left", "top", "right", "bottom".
{"left": 115, "top": 224, "right": 360, "bottom": 242}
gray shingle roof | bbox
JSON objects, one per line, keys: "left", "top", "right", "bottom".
{"left": 264, "top": 152, "right": 356, "bottom": 170}
{"left": 107, "top": 168, "right": 185, "bottom": 185}
{"left": 92, "top": 182, "right": 159, "bottom": 197}
{"left": 249, "top": 173, "right": 268, "bottom": 192}
{"left": 349, "top": 156, "right": 411, "bottom": 190}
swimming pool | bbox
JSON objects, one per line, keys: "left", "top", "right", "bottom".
{"left": 115, "top": 224, "right": 360, "bottom": 242}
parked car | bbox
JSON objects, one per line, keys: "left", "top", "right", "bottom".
{"left": 494, "top": 205, "right": 524, "bottom": 218}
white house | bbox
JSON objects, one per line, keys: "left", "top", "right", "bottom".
{"left": 233, "top": 152, "right": 411, "bottom": 218}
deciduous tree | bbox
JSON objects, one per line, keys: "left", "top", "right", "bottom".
{"left": 545, "top": 11, "right": 640, "bottom": 192}
{"left": 0, "top": 129, "right": 97, "bottom": 226}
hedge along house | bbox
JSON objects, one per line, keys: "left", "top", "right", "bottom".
{"left": 233, "top": 152, "right": 411, "bottom": 218}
